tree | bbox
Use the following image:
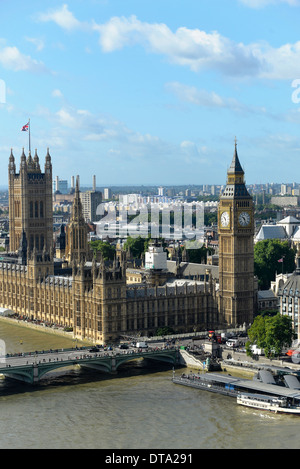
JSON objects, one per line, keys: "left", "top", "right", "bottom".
{"left": 123, "top": 236, "right": 149, "bottom": 258}
{"left": 204, "top": 212, "right": 217, "bottom": 226}
{"left": 89, "top": 240, "right": 116, "bottom": 260}
{"left": 123, "top": 235, "right": 164, "bottom": 258}
{"left": 186, "top": 246, "right": 209, "bottom": 264}
{"left": 156, "top": 326, "right": 175, "bottom": 336}
{"left": 254, "top": 239, "right": 296, "bottom": 289}
{"left": 246, "top": 313, "right": 294, "bottom": 357}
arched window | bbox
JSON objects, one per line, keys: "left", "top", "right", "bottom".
{"left": 30, "top": 235, "right": 34, "bottom": 251}
{"left": 40, "top": 201, "right": 44, "bottom": 218}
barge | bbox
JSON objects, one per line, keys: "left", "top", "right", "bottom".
{"left": 172, "top": 370, "right": 300, "bottom": 408}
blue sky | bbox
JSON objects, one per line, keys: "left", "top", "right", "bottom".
{"left": 1, "top": 0, "right": 300, "bottom": 187}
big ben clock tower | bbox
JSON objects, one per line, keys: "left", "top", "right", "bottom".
{"left": 218, "top": 140, "right": 254, "bottom": 326}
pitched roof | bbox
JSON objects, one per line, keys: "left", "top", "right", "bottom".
{"left": 257, "top": 290, "right": 276, "bottom": 300}
{"left": 255, "top": 225, "right": 287, "bottom": 241}
{"left": 278, "top": 216, "right": 300, "bottom": 225}
{"left": 228, "top": 142, "right": 244, "bottom": 174}
{"left": 291, "top": 226, "right": 300, "bottom": 240}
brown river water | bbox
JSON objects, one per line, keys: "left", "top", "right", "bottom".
{"left": 0, "top": 319, "right": 298, "bottom": 450}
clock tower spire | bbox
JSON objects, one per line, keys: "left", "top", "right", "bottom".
{"left": 218, "top": 141, "right": 254, "bottom": 326}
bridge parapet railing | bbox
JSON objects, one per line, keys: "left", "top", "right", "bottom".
{"left": 4, "top": 345, "right": 92, "bottom": 359}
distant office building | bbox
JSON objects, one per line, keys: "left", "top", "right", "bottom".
{"left": 104, "top": 188, "right": 112, "bottom": 200}
{"left": 80, "top": 190, "right": 102, "bottom": 222}
{"left": 158, "top": 186, "right": 164, "bottom": 196}
{"left": 166, "top": 188, "right": 175, "bottom": 197}
{"left": 54, "top": 177, "right": 68, "bottom": 194}
{"left": 271, "top": 196, "right": 299, "bottom": 207}
{"left": 119, "top": 194, "right": 140, "bottom": 205}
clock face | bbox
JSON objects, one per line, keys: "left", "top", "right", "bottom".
{"left": 238, "top": 211, "right": 250, "bottom": 226}
{"left": 221, "top": 211, "right": 230, "bottom": 227}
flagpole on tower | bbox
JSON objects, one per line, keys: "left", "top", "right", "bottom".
{"left": 21, "top": 119, "right": 31, "bottom": 154}
{"left": 28, "top": 118, "right": 31, "bottom": 154}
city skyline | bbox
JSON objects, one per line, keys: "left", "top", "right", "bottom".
{"left": 1, "top": 1, "right": 300, "bottom": 186}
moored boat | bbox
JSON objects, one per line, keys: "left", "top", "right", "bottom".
{"left": 237, "top": 392, "right": 300, "bottom": 415}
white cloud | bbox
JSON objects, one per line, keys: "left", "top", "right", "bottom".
{"left": 36, "top": 4, "right": 85, "bottom": 31}
{"left": 35, "top": 6, "right": 300, "bottom": 80}
{"left": 93, "top": 15, "right": 262, "bottom": 77}
{"left": 56, "top": 108, "right": 86, "bottom": 128}
{"left": 166, "top": 82, "right": 246, "bottom": 112}
{"left": 165, "top": 81, "right": 283, "bottom": 121}
{"left": 0, "top": 45, "right": 47, "bottom": 73}
{"left": 95, "top": 15, "right": 300, "bottom": 80}
{"left": 254, "top": 41, "right": 300, "bottom": 79}
{"left": 180, "top": 140, "right": 210, "bottom": 164}
{"left": 40, "top": 103, "right": 175, "bottom": 165}
{"left": 25, "top": 37, "right": 45, "bottom": 52}
{"left": 52, "top": 89, "right": 63, "bottom": 98}
{"left": 16, "top": 101, "right": 226, "bottom": 184}
{"left": 238, "top": 0, "right": 300, "bottom": 8}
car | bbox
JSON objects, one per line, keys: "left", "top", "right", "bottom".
{"left": 119, "top": 344, "right": 129, "bottom": 349}
{"left": 89, "top": 347, "right": 99, "bottom": 353}
{"left": 226, "top": 339, "right": 239, "bottom": 348}
{"left": 136, "top": 342, "right": 148, "bottom": 348}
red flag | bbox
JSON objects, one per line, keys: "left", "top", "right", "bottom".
{"left": 21, "top": 122, "right": 29, "bottom": 131}
{"left": 278, "top": 258, "right": 283, "bottom": 263}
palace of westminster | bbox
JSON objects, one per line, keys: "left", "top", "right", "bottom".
{"left": 0, "top": 143, "right": 256, "bottom": 344}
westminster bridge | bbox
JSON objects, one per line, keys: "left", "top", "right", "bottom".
{"left": 0, "top": 345, "right": 180, "bottom": 385}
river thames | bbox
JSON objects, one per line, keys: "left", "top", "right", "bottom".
{"left": 0, "top": 320, "right": 299, "bottom": 450}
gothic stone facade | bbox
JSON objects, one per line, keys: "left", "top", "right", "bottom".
{"left": 8, "top": 148, "right": 53, "bottom": 254}
{"left": 217, "top": 142, "right": 255, "bottom": 326}
{"left": 1, "top": 146, "right": 254, "bottom": 344}
{"left": 0, "top": 252, "right": 218, "bottom": 343}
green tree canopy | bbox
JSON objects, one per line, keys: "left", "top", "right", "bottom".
{"left": 89, "top": 240, "right": 116, "bottom": 260}
{"left": 186, "top": 246, "right": 209, "bottom": 264}
{"left": 155, "top": 326, "right": 175, "bottom": 336}
{"left": 123, "top": 236, "right": 152, "bottom": 258}
{"left": 254, "top": 239, "right": 296, "bottom": 289}
{"left": 246, "top": 313, "right": 294, "bottom": 357}
{"left": 204, "top": 212, "right": 217, "bottom": 226}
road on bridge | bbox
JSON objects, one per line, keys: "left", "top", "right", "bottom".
{"left": 0, "top": 343, "right": 172, "bottom": 369}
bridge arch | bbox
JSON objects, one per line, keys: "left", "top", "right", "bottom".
{"left": 0, "top": 348, "right": 179, "bottom": 384}
{"left": 114, "top": 350, "right": 177, "bottom": 370}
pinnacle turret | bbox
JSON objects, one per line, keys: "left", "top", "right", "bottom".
{"left": 228, "top": 138, "right": 244, "bottom": 175}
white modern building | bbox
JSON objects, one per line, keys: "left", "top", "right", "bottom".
{"left": 145, "top": 243, "right": 167, "bottom": 270}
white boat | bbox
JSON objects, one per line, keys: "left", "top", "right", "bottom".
{"left": 237, "top": 392, "right": 300, "bottom": 415}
